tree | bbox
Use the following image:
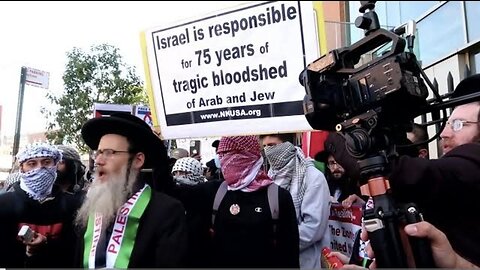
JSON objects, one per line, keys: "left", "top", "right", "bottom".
{"left": 42, "top": 44, "right": 147, "bottom": 153}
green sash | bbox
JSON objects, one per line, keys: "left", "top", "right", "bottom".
{"left": 83, "top": 185, "right": 152, "bottom": 268}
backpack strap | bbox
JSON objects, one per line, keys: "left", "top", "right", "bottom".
{"left": 211, "top": 181, "right": 228, "bottom": 226}
{"left": 267, "top": 183, "right": 279, "bottom": 220}
{"left": 267, "top": 183, "right": 279, "bottom": 247}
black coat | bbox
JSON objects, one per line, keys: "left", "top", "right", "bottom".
{"left": 389, "top": 143, "right": 480, "bottom": 265}
{"left": 172, "top": 180, "right": 300, "bottom": 268}
{"left": 0, "top": 183, "right": 79, "bottom": 268}
{"left": 74, "top": 190, "right": 188, "bottom": 268}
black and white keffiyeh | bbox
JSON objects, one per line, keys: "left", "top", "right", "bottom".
{"left": 16, "top": 142, "right": 62, "bottom": 165}
{"left": 16, "top": 142, "right": 62, "bottom": 201}
{"left": 264, "top": 141, "right": 312, "bottom": 214}
{"left": 172, "top": 157, "right": 206, "bottom": 185}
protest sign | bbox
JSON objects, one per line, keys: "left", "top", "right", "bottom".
{"left": 327, "top": 203, "right": 363, "bottom": 258}
{"left": 143, "top": 1, "right": 319, "bottom": 139}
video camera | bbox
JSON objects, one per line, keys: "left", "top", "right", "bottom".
{"left": 299, "top": 1, "right": 442, "bottom": 268}
{"left": 300, "top": 3, "right": 428, "bottom": 133}
{"left": 299, "top": 1, "right": 480, "bottom": 268}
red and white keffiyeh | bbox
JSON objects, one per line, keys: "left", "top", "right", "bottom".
{"left": 217, "top": 136, "right": 272, "bottom": 192}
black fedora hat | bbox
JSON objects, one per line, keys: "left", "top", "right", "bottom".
{"left": 81, "top": 112, "right": 167, "bottom": 169}
{"left": 451, "top": 73, "right": 480, "bottom": 99}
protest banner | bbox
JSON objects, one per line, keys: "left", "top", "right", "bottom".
{"left": 327, "top": 203, "right": 363, "bottom": 258}
{"left": 142, "top": 1, "right": 319, "bottom": 139}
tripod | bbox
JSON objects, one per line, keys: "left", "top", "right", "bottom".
{"left": 339, "top": 111, "right": 435, "bottom": 268}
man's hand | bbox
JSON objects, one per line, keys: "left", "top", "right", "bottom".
{"left": 404, "top": 222, "right": 478, "bottom": 268}
{"left": 341, "top": 194, "right": 365, "bottom": 208}
{"left": 361, "top": 221, "right": 478, "bottom": 268}
{"left": 23, "top": 232, "right": 48, "bottom": 257}
{"left": 326, "top": 251, "right": 366, "bottom": 269}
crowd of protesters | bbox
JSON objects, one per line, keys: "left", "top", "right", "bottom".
{"left": 0, "top": 74, "right": 479, "bottom": 269}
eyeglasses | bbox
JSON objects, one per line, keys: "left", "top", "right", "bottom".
{"left": 327, "top": 160, "right": 340, "bottom": 168}
{"left": 446, "top": 119, "right": 480, "bottom": 132}
{"left": 91, "top": 149, "right": 130, "bottom": 160}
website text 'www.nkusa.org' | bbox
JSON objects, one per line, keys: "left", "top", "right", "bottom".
{"left": 199, "top": 108, "right": 262, "bottom": 120}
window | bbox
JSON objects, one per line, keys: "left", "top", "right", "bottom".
{"left": 417, "top": 2, "right": 464, "bottom": 66}
{"left": 471, "top": 50, "right": 480, "bottom": 74}
{"left": 398, "top": 1, "right": 438, "bottom": 23}
{"left": 465, "top": 1, "right": 480, "bottom": 42}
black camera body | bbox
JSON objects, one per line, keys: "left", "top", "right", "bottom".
{"left": 300, "top": 27, "right": 428, "bottom": 132}
{"left": 299, "top": 2, "right": 439, "bottom": 267}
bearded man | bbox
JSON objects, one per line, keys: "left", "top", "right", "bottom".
{"left": 75, "top": 113, "right": 188, "bottom": 268}
{"left": 55, "top": 145, "right": 86, "bottom": 194}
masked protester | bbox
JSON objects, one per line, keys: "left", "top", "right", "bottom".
{"left": 169, "top": 136, "right": 300, "bottom": 268}
{"left": 0, "top": 142, "right": 78, "bottom": 268}
{"left": 55, "top": 145, "right": 86, "bottom": 194}
{"left": 260, "top": 134, "right": 330, "bottom": 269}
{"left": 172, "top": 157, "right": 206, "bottom": 186}
{"left": 3, "top": 171, "right": 22, "bottom": 192}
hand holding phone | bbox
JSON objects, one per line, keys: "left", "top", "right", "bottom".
{"left": 18, "top": 225, "right": 35, "bottom": 243}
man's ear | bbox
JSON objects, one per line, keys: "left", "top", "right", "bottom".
{"left": 132, "top": 152, "right": 145, "bottom": 169}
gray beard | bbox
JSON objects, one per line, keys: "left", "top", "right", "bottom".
{"left": 75, "top": 164, "right": 138, "bottom": 229}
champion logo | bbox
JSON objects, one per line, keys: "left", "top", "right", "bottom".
{"left": 255, "top": 207, "right": 262, "bottom": 213}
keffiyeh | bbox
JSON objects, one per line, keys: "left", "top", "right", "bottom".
{"left": 172, "top": 157, "right": 205, "bottom": 185}
{"left": 218, "top": 136, "right": 272, "bottom": 192}
{"left": 264, "top": 141, "right": 310, "bottom": 214}
{"left": 16, "top": 142, "right": 62, "bottom": 165}
{"left": 16, "top": 142, "right": 62, "bottom": 201}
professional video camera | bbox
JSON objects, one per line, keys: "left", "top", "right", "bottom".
{"left": 299, "top": 1, "right": 480, "bottom": 268}
{"left": 299, "top": 3, "right": 428, "bottom": 134}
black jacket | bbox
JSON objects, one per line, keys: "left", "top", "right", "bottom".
{"left": 74, "top": 190, "right": 188, "bottom": 268}
{"left": 388, "top": 143, "right": 480, "bottom": 265}
{"left": 172, "top": 180, "right": 300, "bottom": 268}
{"left": 326, "top": 132, "right": 480, "bottom": 266}
{"left": 0, "top": 183, "right": 79, "bottom": 268}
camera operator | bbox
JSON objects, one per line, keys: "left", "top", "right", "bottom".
{"left": 326, "top": 74, "right": 480, "bottom": 266}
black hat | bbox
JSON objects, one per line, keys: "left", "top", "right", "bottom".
{"left": 211, "top": 140, "right": 220, "bottom": 149}
{"left": 322, "top": 132, "right": 361, "bottom": 180}
{"left": 314, "top": 149, "right": 330, "bottom": 163}
{"left": 451, "top": 73, "right": 480, "bottom": 98}
{"left": 81, "top": 112, "right": 167, "bottom": 169}
{"left": 314, "top": 132, "right": 338, "bottom": 163}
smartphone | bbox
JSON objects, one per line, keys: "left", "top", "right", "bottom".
{"left": 18, "top": 225, "right": 35, "bottom": 243}
{"left": 190, "top": 140, "right": 201, "bottom": 156}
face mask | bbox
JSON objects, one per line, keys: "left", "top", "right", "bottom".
{"left": 21, "top": 166, "right": 57, "bottom": 200}
{"left": 174, "top": 175, "right": 198, "bottom": 186}
{"left": 214, "top": 154, "right": 221, "bottom": 168}
{"left": 263, "top": 143, "right": 294, "bottom": 170}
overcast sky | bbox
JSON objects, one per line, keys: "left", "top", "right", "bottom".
{"left": 0, "top": 1, "right": 249, "bottom": 137}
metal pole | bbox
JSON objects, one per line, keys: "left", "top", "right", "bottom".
{"left": 12, "top": 66, "right": 27, "bottom": 163}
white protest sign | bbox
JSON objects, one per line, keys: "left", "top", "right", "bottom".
{"left": 144, "top": 1, "right": 319, "bottom": 139}
{"left": 327, "top": 203, "right": 363, "bottom": 258}
{"left": 25, "top": 67, "right": 50, "bottom": 89}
